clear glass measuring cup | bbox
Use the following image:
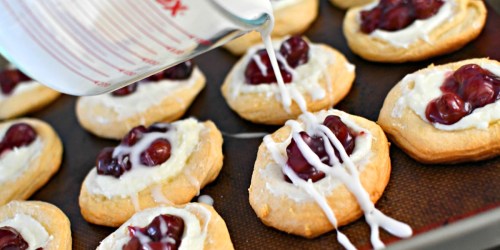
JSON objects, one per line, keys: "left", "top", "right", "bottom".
{"left": 0, "top": 0, "right": 273, "bottom": 95}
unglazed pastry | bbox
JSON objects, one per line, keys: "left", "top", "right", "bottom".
{"left": 378, "top": 58, "right": 500, "bottom": 163}
{"left": 223, "top": 0, "right": 319, "bottom": 55}
{"left": 221, "top": 36, "right": 355, "bottom": 125}
{"left": 330, "top": 0, "right": 373, "bottom": 9}
{"left": 0, "top": 200, "right": 71, "bottom": 250}
{"left": 343, "top": 0, "right": 487, "bottom": 62}
{"left": 76, "top": 61, "right": 206, "bottom": 139}
{"left": 249, "top": 109, "right": 411, "bottom": 248}
{"left": 97, "top": 203, "right": 233, "bottom": 250}
{"left": 0, "top": 118, "right": 63, "bottom": 206}
{"left": 0, "top": 67, "right": 60, "bottom": 120}
{"left": 79, "top": 118, "right": 224, "bottom": 227}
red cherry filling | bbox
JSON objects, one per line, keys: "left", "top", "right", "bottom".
{"left": 285, "top": 115, "right": 356, "bottom": 182}
{"left": 425, "top": 64, "right": 500, "bottom": 125}
{"left": 96, "top": 123, "right": 172, "bottom": 178}
{"left": 145, "top": 60, "right": 194, "bottom": 81}
{"left": 0, "top": 226, "right": 29, "bottom": 250}
{"left": 111, "top": 60, "right": 195, "bottom": 97}
{"left": 244, "top": 36, "right": 309, "bottom": 85}
{"left": 112, "top": 82, "right": 138, "bottom": 97}
{"left": 360, "top": 0, "right": 444, "bottom": 33}
{"left": 0, "top": 123, "right": 37, "bottom": 157}
{"left": 244, "top": 49, "right": 292, "bottom": 85}
{"left": 279, "top": 36, "right": 310, "bottom": 68}
{"left": 140, "top": 139, "right": 171, "bottom": 166}
{"left": 0, "top": 69, "right": 31, "bottom": 95}
{"left": 123, "top": 214, "right": 184, "bottom": 250}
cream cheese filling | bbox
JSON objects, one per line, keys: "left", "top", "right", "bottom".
{"left": 77, "top": 68, "right": 202, "bottom": 122}
{"left": 392, "top": 62, "right": 500, "bottom": 130}
{"left": 360, "top": 0, "right": 455, "bottom": 48}
{"left": 0, "top": 122, "right": 43, "bottom": 184}
{"left": 0, "top": 214, "right": 52, "bottom": 250}
{"left": 97, "top": 204, "right": 211, "bottom": 250}
{"left": 260, "top": 109, "right": 373, "bottom": 202}
{"left": 85, "top": 118, "right": 203, "bottom": 198}
{"left": 229, "top": 38, "right": 343, "bottom": 112}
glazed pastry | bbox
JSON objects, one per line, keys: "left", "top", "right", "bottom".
{"left": 0, "top": 118, "right": 63, "bottom": 206}
{"left": 0, "top": 200, "right": 71, "bottom": 250}
{"left": 249, "top": 109, "right": 412, "bottom": 248}
{"left": 79, "top": 118, "right": 223, "bottom": 227}
{"left": 76, "top": 60, "right": 206, "bottom": 139}
{"left": 0, "top": 66, "right": 60, "bottom": 119}
{"left": 378, "top": 58, "right": 500, "bottom": 163}
{"left": 221, "top": 36, "right": 355, "bottom": 125}
{"left": 223, "top": 0, "right": 319, "bottom": 55}
{"left": 330, "top": 0, "right": 373, "bottom": 9}
{"left": 97, "top": 203, "right": 233, "bottom": 250}
{"left": 343, "top": 0, "right": 487, "bottom": 62}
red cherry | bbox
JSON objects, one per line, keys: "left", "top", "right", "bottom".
{"left": 122, "top": 126, "right": 148, "bottom": 146}
{"left": 462, "top": 75, "right": 495, "bottom": 109}
{"left": 286, "top": 132, "right": 327, "bottom": 182}
{"left": 111, "top": 82, "right": 138, "bottom": 96}
{"left": 279, "top": 36, "right": 309, "bottom": 68}
{"left": 140, "top": 139, "right": 171, "bottom": 166}
{"left": 453, "top": 64, "right": 484, "bottom": 84}
{"left": 0, "top": 69, "right": 31, "bottom": 95}
{"left": 244, "top": 49, "right": 293, "bottom": 85}
{"left": 146, "top": 60, "right": 194, "bottom": 81}
{"left": 0, "top": 226, "right": 29, "bottom": 250}
{"left": 0, "top": 123, "right": 37, "bottom": 156}
{"left": 124, "top": 214, "right": 184, "bottom": 250}
{"left": 426, "top": 93, "right": 470, "bottom": 125}
{"left": 361, "top": 7, "right": 383, "bottom": 33}
{"left": 379, "top": 5, "right": 415, "bottom": 31}
{"left": 323, "top": 115, "right": 355, "bottom": 158}
{"left": 412, "top": 0, "right": 444, "bottom": 19}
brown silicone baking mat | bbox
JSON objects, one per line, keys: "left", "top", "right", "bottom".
{"left": 3, "top": 0, "right": 499, "bottom": 249}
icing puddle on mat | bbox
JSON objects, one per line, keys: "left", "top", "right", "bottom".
{"left": 258, "top": 20, "right": 413, "bottom": 248}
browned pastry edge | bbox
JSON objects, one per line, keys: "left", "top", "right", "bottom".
{"left": 0, "top": 84, "right": 60, "bottom": 120}
{"left": 378, "top": 58, "right": 500, "bottom": 164}
{"left": 76, "top": 72, "right": 206, "bottom": 140}
{"left": 0, "top": 200, "right": 72, "bottom": 250}
{"left": 343, "top": 0, "right": 487, "bottom": 63}
{"left": 79, "top": 120, "right": 224, "bottom": 227}
{"left": 249, "top": 111, "right": 391, "bottom": 238}
{"left": 221, "top": 44, "right": 355, "bottom": 125}
{"left": 0, "top": 118, "right": 63, "bottom": 206}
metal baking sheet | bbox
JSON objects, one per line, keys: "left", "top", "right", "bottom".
{"left": 4, "top": 0, "right": 499, "bottom": 249}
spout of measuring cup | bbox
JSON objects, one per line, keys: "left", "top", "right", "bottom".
{"left": 208, "top": 0, "right": 274, "bottom": 31}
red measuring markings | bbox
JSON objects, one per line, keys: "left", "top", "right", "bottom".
{"left": 156, "top": 0, "right": 187, "bottom": 17}
{"left": 145, "top": 0, "right": 212, "bottom": 46}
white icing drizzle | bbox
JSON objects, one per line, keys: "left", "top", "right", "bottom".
{"left": 222, "top": 132, "right": 268, "bottom": 139}
{"left": 78, "top": 68, "right": 202, "bottom": 121}
{"left": 361, "top": 0, "right": 455, "bottom": 48}
{"left": 262, "top": 35, "right": 293, "bottom": 113}
{"left": 85, "top": 118, "right": 203, "bottom": 198}
{"left": 230, "top": 36, "right": 337, "bottom": 113}
{"left": 151, "top": 185, "right": 173, "bottom": 205}
{"left": 263, "top": 110, "right": 412, "bottom": 249}
{"left": 392, "top": 62, "right": 500, "bottom": 130}
{"left": 0, "top": 214, "right": 52, "bottom": 250}
{"left": 97, "top": 204, "right": 212, "bottom": 250}
{"left": 197, "top": 195, "right": 214, "bottom": 206}
{"left": 130, "top": 193, "right": 141, "bottom": 212}
{"left": 0, "top": 80, "right": 41, "bottom": 101}
{"left": 184, "top": 168, "right": 201, "bottom": 196}
{"left": 0, "top": 123, "right": 43, "bottom": 184}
